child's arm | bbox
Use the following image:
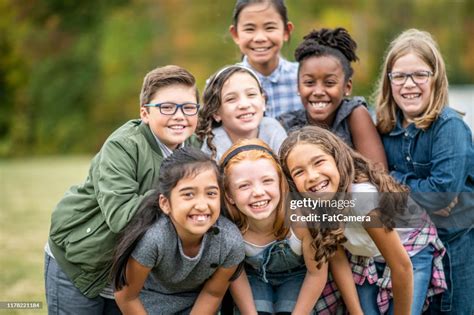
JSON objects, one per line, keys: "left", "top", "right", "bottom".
{"left": 292, "top": 228, "right": 329, "bottom": 314}
{"left": 366, "top": 226, "right": 413, "bottom": 315}
{"left": 114, "top": 257, "right": 151, "bottom": 315}
{"left": 95, "top": 140, "right": 159, "bottom": 233}
{"left": 190, "top": 265, "right": 239, "bottom": 315}
{"left": 229, "top": 270, "right": 258, "bottom": 315}
{"left": 348, "top": 106, "right": 388, "bottom": 170}
{"left": 329, "top": 246, "right": 363, "bottom": 315}
{"left": 389, "top": 117, "right": 470, "bottom": 211}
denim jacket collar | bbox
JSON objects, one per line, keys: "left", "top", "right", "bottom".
{"left": 389, "top": 110, "right": 422, "bottom": 138}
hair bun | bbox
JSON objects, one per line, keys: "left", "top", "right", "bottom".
{"left": 303, "top": 27, "right": 358, "bottom": 63}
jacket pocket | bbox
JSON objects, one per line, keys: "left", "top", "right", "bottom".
{"left": 64, "top": 215, "right": 115, "bottom": 272}
{"left": 412, "top": 161, "right": 432, "bottom": 179}
{"left": 68, "top": 214, "right": 105, "bottom": 243}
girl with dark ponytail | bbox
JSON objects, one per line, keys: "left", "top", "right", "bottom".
{"left": 111, "top": 147, "right": 244, "bottom": 314}
{"left": 278, "top": 27, "right": 388, "bottom": 170}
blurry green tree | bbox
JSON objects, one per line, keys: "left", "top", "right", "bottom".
{"left": 0, "top": 0, "right": 472, "bottom": 156}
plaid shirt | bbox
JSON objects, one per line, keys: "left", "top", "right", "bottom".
{"left": 315, "top": 212, "right": 446, "bottom": 314}
{"left": 349, "top": 212, "right": 446, "bottom": 314}
{"left": 239, "top": 56, "right": 303, "bottom": 118}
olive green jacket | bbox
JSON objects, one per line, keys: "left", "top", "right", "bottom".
{"left": 48, "top": 119, "right": 200, "bottom": 298}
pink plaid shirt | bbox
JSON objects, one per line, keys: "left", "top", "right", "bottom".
{"left": 349, "top": 212, "right": 446, "bottom": 313}
{"left": 315, "top": 212, "right": 446, "bottom": 314}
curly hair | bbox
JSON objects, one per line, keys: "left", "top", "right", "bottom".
{"left": 196, "top": 65, "right": 265, "bottom": 159}
{"left": 294, "top": 27, "right": 358, "bottom": 81}
{"left": 221, "top": 138, "right": 289, "bottom": 240}
{"left": 279, "top": 126, "right": 408, "bottom": 263}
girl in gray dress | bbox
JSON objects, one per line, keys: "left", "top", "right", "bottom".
{"left": 111, "top": 147, "right": 245, "bottom": 314}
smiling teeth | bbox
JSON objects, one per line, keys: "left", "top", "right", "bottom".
{"left": 169, "top": 125, "right": 185, "bottom": 130}
{"left": 239, "top": 113, "right": 254, "bottom": 119}
{"left": 250, "top": 200, "right": 269, "bottom": 208}
{"left": 310, "top": 180, "right": 328, "bottom": 192}
{"left": 189, "top": 214, "right": 210, "bottom": 222}
{"left": 254, "top": 48, "right": 268, "bottom": 52}
{"left": 403, "top": 94, "right": 420, "bottom": 99}
{"left": 310, "top": 102, "right": 329, "bottom": 109}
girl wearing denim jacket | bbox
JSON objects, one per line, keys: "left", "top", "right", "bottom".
{"left": 375, "top": 29, "right": 474, "bottom": 315}
{"left": 221, "top": 139, "right": 328, "bottom": 314}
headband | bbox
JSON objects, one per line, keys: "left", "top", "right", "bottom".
{"left": 220, "top": 144, "right": 278, "bottom": 169}
{"left": 206, "top": 65, "right": 262, "bottom": 89}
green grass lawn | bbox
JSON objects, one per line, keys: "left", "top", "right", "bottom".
{"left": 0, "top": 156, "right": 92, "bottom": 314}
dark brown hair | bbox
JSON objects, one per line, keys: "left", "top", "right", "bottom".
{"left": 279, "top": 126, "right": 408, "bottom": 263}
{"left": 232, "top": 0, "right": 291, "bottom": 33}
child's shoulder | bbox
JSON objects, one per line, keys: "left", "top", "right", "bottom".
{"left": 277, "top": 108, "right": 307, "bottom": 131}
{"left": 351, "top": 181, "right": 378, "bottom": 193}
{"left": 215, "top": 216, "right": 244, "bottom": 244}
{"left": 279, "top": 56, "right": 299, "bottom": 73}
{"left": 106, "top": 119, "right": 143, "bottom": 142}
{"left": 432, "top": 107, "right": 471, "bottom": 134}
{"left": 140, "top": 215, "right": 174, "bottom": 244}
{"left": 260, "top": 116, "right": 286, "bottom": 130}
{"left": 438, "top": 107, "right": 465, "bottom": 121}
{"left": 216, "top": 216, "right": 242, "bottom": 235}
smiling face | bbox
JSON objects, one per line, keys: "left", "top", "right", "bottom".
{"left": 298, "top": 55, "right": 352, "bottom": 126}
{"left": 159, "top": 168, "right": 220, "bottom": 240}
{"left": 226, "top": 159, "right": 280, "bottom": 225}
{"left": 140, "top": 84, "right": 198, "bottom": 150}
{"left": 390, "top": 52, "right": 433, "bottom": 125}
{"left": 214, "top": 71, "right": 265, "bottom": 141}
{"left": 230, "top": 2, "right": 292, "bottom": 75}
{"left": 286, "top": 143, "right": 340, "bottom": 196}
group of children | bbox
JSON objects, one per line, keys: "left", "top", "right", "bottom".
{"left": 44, "top": 0, "right": 473, "bottom": 314}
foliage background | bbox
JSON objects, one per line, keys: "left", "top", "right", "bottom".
{"left": 0, "top": 1, "right": 473, "bottom": 313}
{"left": 1, "top": 0, "right": 473, "bottom": 157}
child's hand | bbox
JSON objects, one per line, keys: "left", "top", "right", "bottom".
{"left": 433, "top": 196, "right": 458, "bottom": 217}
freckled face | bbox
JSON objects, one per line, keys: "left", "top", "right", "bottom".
{"left": 226, "top": 159, "right": 280, "bottom": 224}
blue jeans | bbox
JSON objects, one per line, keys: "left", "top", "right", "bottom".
{"left": 240, "top": 240, "right": 310, "bottom": 314}
{"left": 44, "top": 253, "right": 122, "bottom": 315}
{"left": 356, "top": 245, "right": 434, "bottom": 315}
{"left": 425, "top": 229, "right": 474, "bottom": 315}
{"left": 246, "top": 268, "right": 307, "bottom": 313}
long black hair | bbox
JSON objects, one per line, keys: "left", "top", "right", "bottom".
{"left": 111, "top": 147, "right": 221, "bottom": 290}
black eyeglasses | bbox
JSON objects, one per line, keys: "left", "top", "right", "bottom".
{"left": 388, "top": 71, "right": 433, "bottom": 86}
{"left": 143, "top": 102, "right": 200, "bottom": 116}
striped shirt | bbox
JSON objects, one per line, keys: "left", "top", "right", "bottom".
{"left": 239, "top": 56, "right": 303, "bottom": 118}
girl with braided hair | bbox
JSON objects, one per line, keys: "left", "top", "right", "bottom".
{"left": 278, "top": 27, "right": 387, "bottom": 170}
{"left": 197, "top": 65, "right": 287, "bottom": 162}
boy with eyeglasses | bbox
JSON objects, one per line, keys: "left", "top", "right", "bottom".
{"left": 45, "top": 65, "right": 201, "bottom": 314}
